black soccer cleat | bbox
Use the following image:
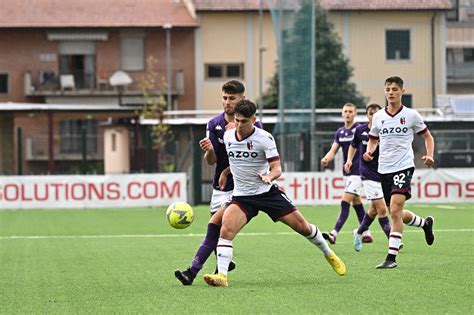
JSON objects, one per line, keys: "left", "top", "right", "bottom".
{"left": 174, "top": 269, "right": 195, "bottom": 286}
{"left": 422, "top": 216, "right": 435, "bottom": 246}
{"left": 322, "top": 232, "right": 336, "bottom": 244}
{"left": 213, "top": 260, "right": 236, "bottom": 275}
{"left": 375, "top": 260, "right": 398, "bottom": 269}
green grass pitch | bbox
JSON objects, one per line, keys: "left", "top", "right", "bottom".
{"left": 0, "top": 203, "right": 473, "bottom": 314}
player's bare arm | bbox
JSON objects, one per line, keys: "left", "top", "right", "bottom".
{"left": 258, "top": 159, "right": 282, "bottom": 184}
{"left": 218, "top": 166, "right": 231, "bottom": 190}
{"left": 421, "top": 130, "right": 435, "bottom": 167}
{"left": 363, "top": 137, "right": 378, "bottom": 162}
{"left": 199, "top": 138, "right": 217, "bottom": 165}
{"left": 321, "top": 142, "right": 340, "bottom": 167}
{"left": 344, "top": 145, "right": 357, "bottom": 173}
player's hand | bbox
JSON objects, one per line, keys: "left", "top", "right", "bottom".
{"left": 363, "top": 152, "right": 374, "bottom": 162}
{"left": 225, "top": 122, "right": 236, "bottom": 131}
{"left": 421, "top": 155, "right": 434, "bottom": 167}
{"left": 258, "top": 173, "right": 272, "bottom": 184}
{"left": 344, "top": 161, "right": 352, "bottom": 173}
{"left": 321, "top": 157, "right": 329, "bottom": 168}
{"left": 199, "top": 138, "right": 214, "bottom": 152}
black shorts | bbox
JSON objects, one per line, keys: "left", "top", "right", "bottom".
{"left": 230, "top": 184, "right": 297, "bottom": 222}
{"left": 381, "top": 167, "right": 415, "bottom": 206}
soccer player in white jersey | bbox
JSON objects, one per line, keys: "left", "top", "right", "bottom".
{"left": 175, "top": 80, "right": 262, "bottom": 285}
{"left": 203, "top": 99, "right": 346, "bottom": 287}
{"left": 364, "top": 76, "right": 435, "bottom": 269}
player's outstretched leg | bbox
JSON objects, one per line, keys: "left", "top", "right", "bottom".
{"left": 306, "top": 224, "right": 346, "bottom": 276}
{"left": 404, "top": 211, "right": 435, "bottom": 245}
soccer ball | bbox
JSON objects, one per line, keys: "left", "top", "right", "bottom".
{"left": 166, "top": 201, "right": 194, "bottom": 229}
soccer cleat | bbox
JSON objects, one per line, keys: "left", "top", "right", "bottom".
{"left": 361, "top": 230, "right": 374, "bottom": 243}
{"left": 203, "top": 273, "right": 228, "bottom": 287}
{"left": 422, "top": 216, "right": 435, "bottom": 246}
{"left": 213, "top": 260, "right": 236, "bottom": 275}
{"left": 325, "top": 251, "right": 346, "bottom": 276}
{"left": 353, "top": 230, "right": 362, "bottom": 252}
{"left": 322, "top": 232, "right": 336, "bottom": 244}
{"left": 174, "top": 269, "right": 195, "bottom": 286}
{"left": 375, "top": 260, "right": 398, "bottom": 269}
{"left": 399, "top": 243, "right": 404, "bottom": 252}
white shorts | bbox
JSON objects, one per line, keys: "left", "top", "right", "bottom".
{"left": 362, "top": 180, "right": 384, "bottom": 201}
{"left": 343, "top": 175, "right": 363, "bottom": 196}
{"left": 210, "top": 189, "right": 233, "bottom": 214}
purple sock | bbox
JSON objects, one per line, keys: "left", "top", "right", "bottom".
{"left": 357, "top": 213, "right": 375, "bottom": 235}
{"left": 334, "top": 201, "right": 350, "bottom": 232}
{"left": 378, "top": 216, "right": 391, "bottom": 239}
{"left": 353, "top": 203, "right": 366, "bottom": 223}
{"left": 188, "top": 223, "right": 220, "bottom": 277}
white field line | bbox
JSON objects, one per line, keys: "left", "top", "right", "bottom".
{"left": 0, "top": 228, "right": 473, "bottom": 240}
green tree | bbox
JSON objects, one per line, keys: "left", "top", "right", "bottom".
{"left": 139, "top": 56, "right": 174, "bottom": 172}
{"left": 263, "top": 0, "right": 366, "bottom": 109}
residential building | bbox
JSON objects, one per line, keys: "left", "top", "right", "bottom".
{"left": 193, "top": 0, "right": 278, "bottom": 109}
{"left": 320, "top": 0, "right": 452, "bottom": 108}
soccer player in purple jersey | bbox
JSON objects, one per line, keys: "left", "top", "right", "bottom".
{"left": 364, "top": 76, "right": 435, "bottom": 269}
{"left": 321, "top": 103, "right": 372, "bottom": 244}
{"left": 175, "top": 80, "right": 262, "bottom": 285}
{"left": 344, "top": 103, "right": 392, "bottom": 252}
{"left": 203, "top": 100, "right": 345, "bottom": 287}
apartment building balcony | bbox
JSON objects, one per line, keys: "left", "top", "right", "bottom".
{"left": 23, "top": 69, "right": 185, "bottom": 105}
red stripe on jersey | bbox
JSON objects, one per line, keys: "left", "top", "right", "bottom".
{"left": 368, "top": 135, "right": 379, "bottom": 140}
{"left": 267, "top": 156, "right": 280, "bottom": 163}
{"left": 417, "top": 128, "right": 428, "bottom": 135}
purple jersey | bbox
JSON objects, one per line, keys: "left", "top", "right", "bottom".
{"left": 351, "top": 123, "right": 380, "bottom": 182}
{"left": 206, "top": 113, "right": 263, "bottom": 191}
{"left": 334, "top": 123, "right": 360, "bottom": 176}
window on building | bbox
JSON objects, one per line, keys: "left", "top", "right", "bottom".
{"left": 464, "top": 48, "right": 474, "bottom": 62}
{"left": 59, "top": 120, "right": 97, "bottom": 154}
{"left": 205, "top": 63, "right": 244, "bottom": 79}
{"left": 0, "top": 73, "right": 8, "bottom": 94}
{"left": 121, "top": 36, "right": 144, "bottom": 71}
{"left": 386, "top": 30, "right": 410, "bottom": 60}
{"left": 446, "top": 0, "right": 459, "bottom": 21}
{"left": 402, "top": 95, "right": 412, "bottom": 108}
{"left": 59, "top": 41, "right": 96, "bottom": 89}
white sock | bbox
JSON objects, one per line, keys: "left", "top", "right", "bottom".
{"left": 307, "top": 224, "right": 331, "bottom": 256}
{"left": 388, "top": 232, "right": 402, "bottom": 256}
{"left": 216, "top": 238, "right": 233, "bottom": 276}
{"left": 407, "top": 214, "right": 425, "bottom": 228}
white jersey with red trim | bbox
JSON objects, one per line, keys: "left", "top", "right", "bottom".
{"left": 369, "top": 106, "right": 427, "bottom": 174}
{"left": 224, "top": 127, "right": 280, "bottom": 196}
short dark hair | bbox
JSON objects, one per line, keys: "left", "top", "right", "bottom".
{"left": 385, "top": 76, "right": 404, "bottom": 88}
{"left": 366, "top": 102, "right": 382, "bottom": 113}
{"left": 222, "top": 80, "right": 245, "bottom": 94}
{"left": 235, "top": 99, "right": 257, "bottom": 118}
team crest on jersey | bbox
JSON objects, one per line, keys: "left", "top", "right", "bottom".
{"left": 400, "top": 117, "right": 406, "bottom": 125}
{"left": 247, "top": 141, "right": 253, "bottom": 150}
{"left": 215, "top": 125, "right": 223, "bottom": 130}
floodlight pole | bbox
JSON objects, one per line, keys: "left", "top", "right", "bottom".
{"left": 164, "top": 24, "right": 173, "bottom": 111}
{"left": 310, "top": 0, "right": 317, "bottom": 171}
{"left": 258, "top": 0, "right": 265, "bottom": 123}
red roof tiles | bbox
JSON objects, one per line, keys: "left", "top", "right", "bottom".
{"left": 319, "top": 0, "right": 452, "bottom": 11}
{"left": 0, "top": 0, "right": 198, "bottom": 28}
